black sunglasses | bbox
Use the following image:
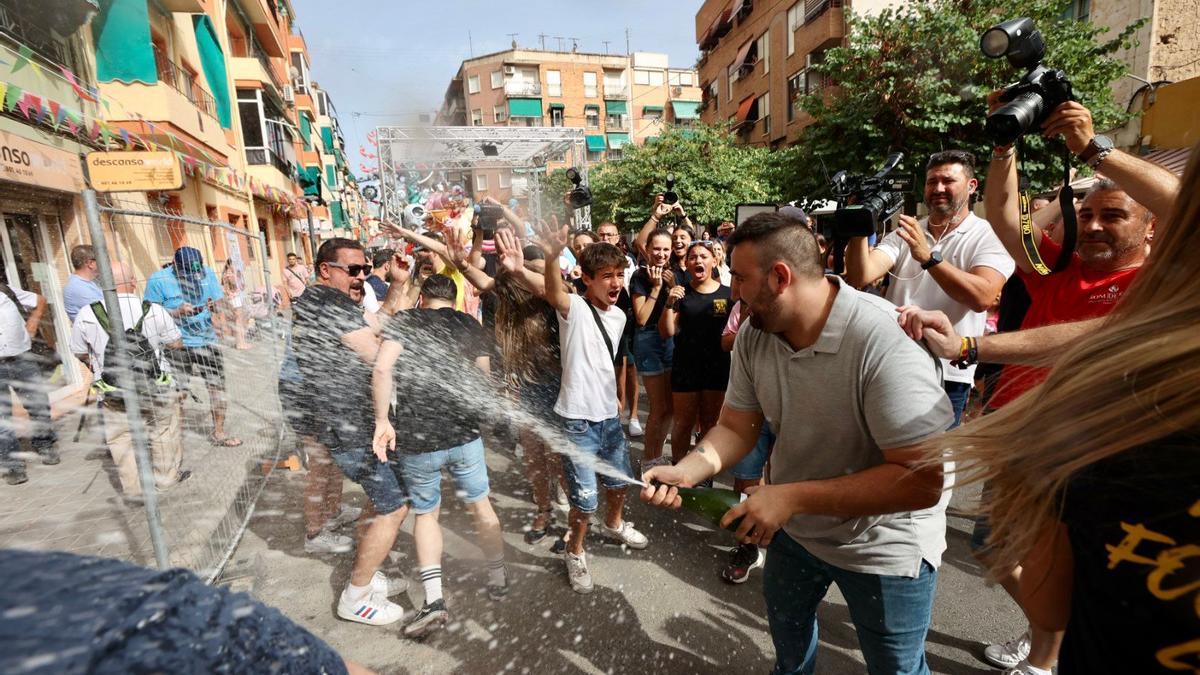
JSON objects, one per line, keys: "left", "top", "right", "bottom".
{"left": 325, "top": 262, "right": 372, "bottom": 277}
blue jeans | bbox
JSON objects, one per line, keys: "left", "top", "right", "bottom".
{"left": 943, "top": 381, "right": 972, "bottom": 429}
{"left": 0, "top": 352, "right": 56, "bottom": 474}
{"left": 328, "top": 446, "right": 409, "bottom": 515}
{"left": 764, "top": 532, "right": 938, "bottom": 675}
{"left": 399, "top": 437, "right": 490, "bottom": 514}
{"left": 730, "top": 425, "right": 774, "bottom": 481}
{"left": 561, "top": 416, "right": 631, "bottom": 513}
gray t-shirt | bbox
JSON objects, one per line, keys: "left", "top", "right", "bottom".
{"left": 726, "top": 276, "right": 954, "bottom": 577}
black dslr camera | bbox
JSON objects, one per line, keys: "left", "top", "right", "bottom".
{"left": 662, "top": 172, "right": 679, "bottom": 205}
{"left": 565, "top": 167, "right": 593, "bottom": 209}
{"left": 981, "top": 17, "right": 1074, "bottom": 147}
{"left": 829, "top": 152, "right": 910, "bottom": 240}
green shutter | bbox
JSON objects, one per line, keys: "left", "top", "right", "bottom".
{"left": 330, "top": 201, "right": 346, "bottom": 228}
{"left": 299, "top": 113, "right": 312, "bottom": 150}
{"left": 642, "top": 105, "right": 664, "bottom": 113}
{"left": 92, "top": 0, "right": 156, "bottom": 84}
{"left": 320, "top": 127, "right": 335, "bottom": 154}
{"left": 300, "top": 166, "right": 321, "bottom": 199}
{"left": 605, "top": 99, "right": 628, "bottom": 115}
{"left": 585, "top": 135, "right": 607, "bottom": 152}
{"left": 325, "top": 165, "right": 336, "bottom": 189}
{"left": 607, "top": 133, "right": 631, "bottom": 149}
{"left": 508, "top": 98, "right": 543, "bottom": 117}
{"left": 192, "top": 15, "right": 232, "bottom": 128}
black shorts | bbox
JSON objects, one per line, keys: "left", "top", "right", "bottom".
{"left": 183, "top": 345, "right": 225, "bottom": 383}
{"left": 670, "top": 356, "right": 730, "bottom": 393}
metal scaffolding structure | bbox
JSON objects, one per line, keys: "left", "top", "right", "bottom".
{"left": 375, "top": 126, "right": 591, "bottom": 228}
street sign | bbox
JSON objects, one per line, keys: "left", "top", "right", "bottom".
{"left": 85, "top": 151, "right": 183, "bottom": 192}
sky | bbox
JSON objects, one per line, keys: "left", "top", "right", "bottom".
{"left": 291, "top": 0, "right": 702, "bottom": 176}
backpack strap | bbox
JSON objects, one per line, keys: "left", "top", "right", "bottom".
{"left": 0, "top": 282, "right": 29, "bottom": 321}
{"left": 90, "top": 300, "right": 110, "bottom": 332}
{"left": 133, "top": 300, "right": 152, "bottom": 333}
{"left": 585, "top": 299, "right": 619, "bottom": 366}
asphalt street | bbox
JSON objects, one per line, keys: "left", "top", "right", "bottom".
{"left": 223, "top": 429, "right": 1025, "bottom": 674}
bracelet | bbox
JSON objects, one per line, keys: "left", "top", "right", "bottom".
{"left": 992, "top": 147, "right": 1015, "bottom": 160}
{"left": 957, "top": 336, "right": 971, "bottom": 361}
{"left": 648, "top": 217, "right": 659, "bottom": 225}
{"left": 951, "top": 336, "right": 979, "bottom": 369}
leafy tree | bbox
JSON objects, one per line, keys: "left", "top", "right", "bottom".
{"left": 572, "top": 125, "right": 786, "bottom": 231}
{"left": 784, "top": 0, "right": 1143, "bottom": 199}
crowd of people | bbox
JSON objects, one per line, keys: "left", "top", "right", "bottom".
{"left": 1, "top": 96, "right": 1195, "bottom": 674}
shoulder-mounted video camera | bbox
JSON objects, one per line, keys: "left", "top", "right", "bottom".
{"left": 829, "top": 152, "right": 910, "bottom": 240}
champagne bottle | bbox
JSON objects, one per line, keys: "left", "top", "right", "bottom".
{"left": 675, "top": 486, "right": 745, "bottom": 531}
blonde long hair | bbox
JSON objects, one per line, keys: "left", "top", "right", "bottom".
{"left": 932, "top": 144, "right": 1200, "bottom": 576}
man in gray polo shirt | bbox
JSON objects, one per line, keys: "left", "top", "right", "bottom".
{"left": 643, "top": 212, "right": 953, "bottom": 675}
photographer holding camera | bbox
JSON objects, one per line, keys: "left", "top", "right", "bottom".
{"left": 845, "top": 151, "right": 1015, "bottom": 426}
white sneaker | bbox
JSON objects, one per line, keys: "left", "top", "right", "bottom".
{"left": 628, "top": 417, "right": 644, "bottom": 437}
{"left": 985, "top": 631, "right": 1031, "bottom": 669}
{"left": 371, "top": 570, "right": 408, "bottom": 597}
{"left": 325, "top": 504, "right": 362, "bottom": 530}
{"left": 1002, "top": 662, "right": 1052, "bottom": 675}
{"left": 304, "top": 529, "right": 354, "bottom": 554}
{"left": 602, "top": 521, "right": 648, "bottom": 550}
{"left": 564, "top": 551, "right": 593, "bottom": 594}
{"left": 336, "top": 587, "right": 404, "bottom": 625}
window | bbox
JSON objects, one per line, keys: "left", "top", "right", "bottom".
{"left": 499, "top": 172, "right": 511, "bottom": 188}
{"left": 787, "top": 2, "right": 801, "bottom": 55}
{"left": 587, "top": 150, "right": 603, "bottom": 163}
{"left": 494, "top": 106, "right": 507, "bottom": 123}
{"left": 607, "top": 148, "right": 624, "bottom": 161}
{"left": 644, "top": 109, "right": 663, "bottom": 122}
{"left": 585, "top": 106, "right": 600, "bottom": 128}
{"left": 787, "top": 71, "right": 802, "bottom": 123}
{"left": 606, "top": 112, "right": 628, "bottom": 130}
{"left": 583, "top": 72, "right": 598, "bottom": 98}
{"left": 551, "top": 107, "right": 564, "bottom": 126}
{"left": 805, "top": 51, "right": 827, "bottom": 95}
{"left": 471, "top": 108, "right": 483, "bottom": 126}
{"left": 757, "top": 30, "right": 770, "bottom": 74}
{"left": 476, "top": 173, "right": 489, "bottom": 191}
{"left": 490, "top": 70, "right": 504, "bottom": 88}
{"left": 511, "top": 115, "right": 543, "bottom": 127}
{"left": 547, "top": 70, "right": 562, "bottom": 96}
{"left": 669, "top": 71, "right": 694, "bottom": 86}
{"left": 759, "top": 92, "right": 770, "bottom": 135}
{"left": 1063, "top": 0, "right": 1090, "bottom": 20}
{"left": 727, "top": 63, "right": 738, "bottom": 100}
{"left": 468, "top": 75, "right": 480, "bottom": 94}
{"left": 634, "top": 69, "right": 650, "bottom": 85}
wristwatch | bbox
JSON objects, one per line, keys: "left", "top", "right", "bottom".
{"left": 921, "top": 251, "right": 943, "bottom": 270}
{"left": 1077, "top": 134, "right": 1114, "bottom": 169}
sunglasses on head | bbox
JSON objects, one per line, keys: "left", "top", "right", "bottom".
{"left": 688, "top": 240, "right": 715, "bottom": 250}
{"left": 325, "top": 262, "right": 372, "bottom": 277}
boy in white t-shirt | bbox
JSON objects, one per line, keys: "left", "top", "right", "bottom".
{"left": 536, "top": 222, "right": 649, "bottom": 594}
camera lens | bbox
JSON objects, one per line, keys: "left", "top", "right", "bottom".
{"left": 985, "top": 91, "right": 1044, "bottom": 146}
{"left": 980, "top": 28, "right": 1010, "bottom": 58}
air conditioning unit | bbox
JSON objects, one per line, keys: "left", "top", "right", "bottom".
{"left": 671, "top": 86, "right": 683, "bottom": 96}
{"left": 282, "top": 85, "right": 295, "bottom": 103}
{"left": 503, "top": 65, "right": 516, "bottom": 75}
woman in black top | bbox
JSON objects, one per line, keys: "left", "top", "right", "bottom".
{"left": 658, "top": 240, "right": 731, "bottom": 462}
{"left": 925, "top": 145, "right": 1198, "bottom": 674}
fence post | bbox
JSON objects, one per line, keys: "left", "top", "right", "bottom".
{"left": 83, "top": 189, "right": 171, "bottom": 570}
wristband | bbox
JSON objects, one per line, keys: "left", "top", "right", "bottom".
{"left": 992, "top": 147, "right": 1015, "bottom": 160}
{"left": 951, "top": 337, "right": 979, "bottom": 369}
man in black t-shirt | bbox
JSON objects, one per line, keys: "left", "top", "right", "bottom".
{"left": 372, "top": 274, "right": 508, "bottom": 638}
{"left": 291, "top": 238, "right": 411, "bottom": 628}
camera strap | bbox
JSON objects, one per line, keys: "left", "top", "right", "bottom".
{"left": 1017, "top": 144, "right": 1078, "bottom": 275}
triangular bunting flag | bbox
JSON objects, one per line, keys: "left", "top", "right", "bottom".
{"left": 11, "top": 45, "right": 31, "bottom": 74}
{"left": 119, "top": 128, "right": 131, "bottom": 149}
{"left": 0, "top": 82, "right": 7, "bottom": 110}
{"left": 16, "top": 94, "right": 34, "bottom": 119}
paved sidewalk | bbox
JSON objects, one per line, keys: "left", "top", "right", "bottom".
{"left": 1, "top": 340, "right": 282, "bottom": 579}
{"left": 225, "top": 429, "right": 1024, "bottom": 674}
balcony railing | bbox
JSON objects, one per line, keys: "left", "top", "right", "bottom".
{"left": 0, "top": 3, "right": 75, "bottom": 71}
{"left": 153, "top": 46, "right": 218, "bottom": 119}
{"left": 605, "top": 116, "right": 630, "bottom": 131}
{"left": 504, "top": 81, "right": 542, "bottom": 97}
{"left": 804, "top": 0, "right": 843, "bottom": 23}
{"left": 603, "top": 85, "right": 631, "bottom": 99}
{"left": 246, "top": 146, "right": 293, "bottom": 177}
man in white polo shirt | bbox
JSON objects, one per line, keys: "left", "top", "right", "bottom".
{"left": 845, "top": 150, "right": 1014, "bottom": 426}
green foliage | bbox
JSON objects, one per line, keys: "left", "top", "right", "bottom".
{"left": 573, "top": 126, "right": 787, "bottom": 231}
{"left": 784, "top": 0, "right": 1143, "bottom": 198}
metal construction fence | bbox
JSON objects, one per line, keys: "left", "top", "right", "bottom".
{"left": 1, "top": 191, "right": 285, "bottom": 582}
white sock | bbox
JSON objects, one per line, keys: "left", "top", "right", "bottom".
{"left": 419, "top": 565, "right": 443, "bottom": 604}
{"left": 345, "top": 581, "right": 371, "bottom": 602}
{"left": 1020, "top": 663, "right": 1053, "bottom": 675}
{"left": 486, "top": 557, "right": 506, "bottom": 586}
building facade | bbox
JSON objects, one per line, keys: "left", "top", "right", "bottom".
{"left": 0, "top": 0, "right": 356, "bottom": 413}
{"left": 436, "top": 47, "right": 700, "bottom": 203}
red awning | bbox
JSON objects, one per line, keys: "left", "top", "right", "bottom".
{"left": 735, "top": 95, "right": 756, "bottom": 123}
{"left": 698, "top": 25, "right": 713, "bottom": 47}
{"left": 734, "top": 39, "right": 754, "bottom": 68}
{"left": 715, "top": 5, "right": 734, "bottom": 35}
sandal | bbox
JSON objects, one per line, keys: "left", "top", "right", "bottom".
{"left": 209, "top": 434, "right": 244, "bottom": 447}
{"left": 524, "top": 510, "right": 555, "bottom": 545}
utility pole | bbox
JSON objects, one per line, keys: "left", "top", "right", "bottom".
{"left": 602, "top": 40, "right": 611, "bottom": 54}
{"left": 625, "top": 27, "right": 630, "bottom": 55}
{"left": 468, "top": 30, "right": 474, "bottom": 57}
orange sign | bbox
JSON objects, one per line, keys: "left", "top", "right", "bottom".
{"left": 0, "top": 131, "right": 86, "bottom": 194}
{"left": 86, "top": 151, "right": 183, "bottom": 192}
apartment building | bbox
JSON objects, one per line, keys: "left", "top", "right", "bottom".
{"left": 436, "top": 47, "right": 700, "bottom": 202}
{"left": 695, "top": 0, "right": 902, "bottom": 148}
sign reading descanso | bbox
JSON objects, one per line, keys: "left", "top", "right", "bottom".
{"left": 0, "top": 131, "right": 87, "bottom": 193}
{"left": 86, "top": 151, "right": 183, "bottom": 192}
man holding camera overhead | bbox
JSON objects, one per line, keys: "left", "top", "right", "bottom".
{"left": 845, "top": 151, "right": 1015, "bottom": 427}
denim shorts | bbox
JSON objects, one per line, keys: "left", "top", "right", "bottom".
{"left": 561, "top": 416, "right": 632, "bottom": 513}
{"left": 632, "top": 330, "right": 674, "bottom": 376}
{"left": 399, "top": 437, "right": 489, "bottom": 514}
{"left": 329, "top": 446, "right": 408, "bottom": 515}
{"left": 730, "top": 426, "right": 774, "bottom": 481}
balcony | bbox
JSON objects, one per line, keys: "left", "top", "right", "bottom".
{"left": 154, "top": 46, "right": 218, "bottom": 120}
{"left": 247, "top": 146, "right": 292, "bottom": 176}
{"left": 804, "top": 0, "right": 843, "bottom": 24}
{"left": 0, "top": 1, "right": 79, "bottom": 71}
{"left": 605, "top": 116, "right": 630, "bottom": 132}
{"left": 504, "top": 81, "right": 542, "bottom": 97}
{"left": 231, "top": 50, "right": 285, "bottom": 97}
{"left": 603, "top": 85, "right": 631, "bottom": 99}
